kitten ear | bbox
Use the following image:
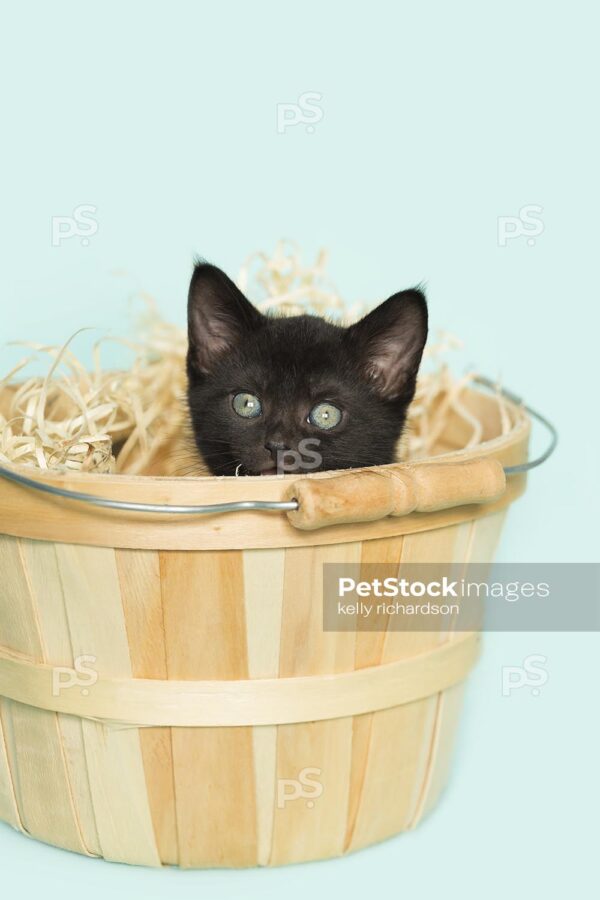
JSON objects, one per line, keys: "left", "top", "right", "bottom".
{"left": 187, "top": 262, "right": 263, "bottom": 375}
{"left": 346, "top": 288, "right": 428, "bottom": 401}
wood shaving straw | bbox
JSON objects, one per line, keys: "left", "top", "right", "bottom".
{"left": 0, "top": 241, "right": 511, "bottom": 476}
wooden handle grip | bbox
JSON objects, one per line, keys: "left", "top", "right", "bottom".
{"left": 285, "top": 458, "right": 506, "bottom": 531}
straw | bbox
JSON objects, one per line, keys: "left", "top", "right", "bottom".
{"left": 0, "top": 242, "right": 512, "bottom": 476}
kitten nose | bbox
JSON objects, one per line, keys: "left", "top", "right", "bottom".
{"left": 265, "top": 440, "right": 288, "bottom": 463}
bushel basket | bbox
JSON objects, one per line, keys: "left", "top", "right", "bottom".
{"left": 0, "top": 382, "right": 535, "bottom": 867}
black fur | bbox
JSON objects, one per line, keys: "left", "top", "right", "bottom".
{"left": 187, "top": 262, "right": 428, "bottom": 476}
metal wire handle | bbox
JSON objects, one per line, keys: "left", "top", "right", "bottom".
{"left": 0, "top": 466, "right": 299, "bottom": 515}
{"left": 473, "top": 377, "right": 558, "bottom": 475}
{"left": 0, "top": 380, "right": 557, "bottom": 516}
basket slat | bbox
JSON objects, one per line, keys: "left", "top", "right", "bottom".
{"left": 161, "top": 550, "right": 258, "bottom": 868}
{"left": 415, "top": 511, "right": 507, "bottom": 821}
{"left": 402, "top": 522, "right": 478, "bottom": 830}
{"left": 0, "top": 535, "right": 87, "bottom": 854}
{"left": 54, "top": 544, "right": 160, "bottom": 866}
{"left": 347, "top": 522, "right": 473, "bottom": 851}
{"left": 20, "top": 538, "right": 101, "bottom": 856}
{"left": 2, "top": 699, "right": 89, "bottom": 852}
{"left": 0, "top": 706, "right": 21, "bottom": 831}
{"left": 243, "top": 548, "right": 286, "bottom": 866}
{"left": 344, "top": 534, "right": 405, "bottom": 851}
{"left": 116, "top": 548, "right": 179, "bottom": 865}
{"left": 270, "top": 542, "right": 361, "bottom": 865}
{"left": 415, "top": 682, "right": 466, "bottom": 821}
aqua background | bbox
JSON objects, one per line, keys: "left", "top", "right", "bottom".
{"left": 0, "top": 1, "right": 597, "bottom": 897}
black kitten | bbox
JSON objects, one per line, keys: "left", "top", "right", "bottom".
{"left": 186, "top": 262, "right": 428, "bottom": 476}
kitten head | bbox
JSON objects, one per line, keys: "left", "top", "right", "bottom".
{"left": 186, "top": 262, "right": 428, "bottom": 476}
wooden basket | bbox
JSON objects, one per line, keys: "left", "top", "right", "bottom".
{"left": 0, "top": 384, "right": 530, "bottom": 867}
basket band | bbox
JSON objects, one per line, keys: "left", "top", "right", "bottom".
{"left": 0, "top": 633, "right": 480, "bottom": 728}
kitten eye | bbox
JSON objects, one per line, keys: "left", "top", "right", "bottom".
{"left": 308, "top": 402, "right": 342, "bottom": 430}
{"left": 232, "top": 392, "right": 262, "bottom": 419}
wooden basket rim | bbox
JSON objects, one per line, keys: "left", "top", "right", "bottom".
{"left": 0, "top": 385, "right": 531, "bottom": 549}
